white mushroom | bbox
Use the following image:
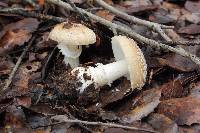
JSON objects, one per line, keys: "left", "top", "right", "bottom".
{"left": 48, "top": 22, "right": 96, "bottom": 68}
{"left": 71, "top": 35, "right": 147, "bottom": 93}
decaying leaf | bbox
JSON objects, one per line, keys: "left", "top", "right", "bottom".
{"left": 147, "top": 113, "right": 178, "bottom": 133}
{"left": 114, "top": 88, "right": 161, "bottom": 124}
{"left": 4, "top": 105, "right": 26, "bottom": 129}
{"left": 179, "top": 124, "right": 200, "bottom": 133}
{"left": 159, "top": 73, "right": 197, "bottom": 100}
{"left": 184, "top": 0, "right": 200, "bottom": 13}
{"left": 157, "top": 45, "right": 200, "bottom": 72}
{"left": 96, "top": 10, "right": 115, "bottom": 21}
{"left": 157, "top": 83, "right": 200, "bottom": 125}
{"left": 0, "top": 18, "right": 39, "bottom": 55}
{"left": 11, "top": 61, "right": 41, "bottom": 95}
{"left": 103, "top": 122, "right": 153, "bottom": 133}
{"left": 178, "top": 24, "right": 200, "bottom": 35}
{"left": 0, "top": 57, "right": 14, "bottom": 75}
{"left": 114, "top": 0, "right": 157, "bottom": 14}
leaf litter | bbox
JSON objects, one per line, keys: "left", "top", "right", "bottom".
{"left": 0, "top": 0, "right": 200, "bottom": 133}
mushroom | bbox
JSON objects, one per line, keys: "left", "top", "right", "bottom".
{"left": 48, "top": 22, "right": 96, "bottom": 68}
{"left": 71, "top": 35, "right": 147, "bottom": 93}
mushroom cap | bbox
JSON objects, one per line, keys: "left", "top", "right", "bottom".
{"left": 48, "top": 22, "right": 96, "bottom": 46}
{"left": 111, "top": 35, "right": 147, "bottom": 89}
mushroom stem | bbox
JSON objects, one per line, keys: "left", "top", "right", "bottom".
{"left": 57, "top": 44, "right": 82, "bottom": 68}
{"left": 64, "top": 57, "right": 79, "bottom": 68}
{"left": 73, "top": 60, "right": 128, "bottom": 93}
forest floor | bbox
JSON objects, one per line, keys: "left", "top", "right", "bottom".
{"left": 0, "top": 0, "right": 200, "bottom": 133}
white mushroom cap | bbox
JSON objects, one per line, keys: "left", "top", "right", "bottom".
{"left": 48, "top": 22, "right": 96, "bottom": 68}
{"left": 48, "top": 22, "right": 96, "bottom": 46}
{"left": 111, "top": 35, "right": 147, "bottom": 89}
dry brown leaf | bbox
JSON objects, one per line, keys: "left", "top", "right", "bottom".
{"left": 16, "top": 96, "right": 32, "bottom": 108}
{"left": 0, "top": 18, "right": 39, "bottom": 55}
{"left": 115, "top": 88, "right": 161, "bottom": 124}
{"left": 178, "top": 24, "right": 200, "bottom": 35}
{"left": 157, "top": 45, "right": 200, "bottom": 72}
{"left": 185, "top": 0, "right": 200, "bottom": 13}
{"left": 147, "top": 113, "right": 178, "bottom": 133}
{"left": 4, "top": 105, "right": 26, "bottom": 129}
{"left": 179, "top": 124, "right": 200, "bottom": 133}
{"left": 158, "top": 73, "right": 197, "bottom": 100}
{"left": 114, "top": 0, "right": 157, "bottom": 14}
{"left": 0, "top": 30, "right": 31, "bottom": 54}
{"left": 11, "top": 61, "right": 41, "bottom": 95}
{"left": 157, "top": 84, "right": 200, "bottom": 126}
{"left": 103, "top": 122, "right": 153, "bottom": 133}
{"left": 0, "top": 57, "right": 14, "bottom": 75}
{"left": 96, "top": 10, "right": 115, "bottom": 21}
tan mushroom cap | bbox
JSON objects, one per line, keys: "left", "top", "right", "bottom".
{"left": 111, "top": 36, "right": 147, "bottom": 89}
{"left": 48, "top": 22, "right": 96, "bottom": 46}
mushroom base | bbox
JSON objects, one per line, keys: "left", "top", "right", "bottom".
{"left": 72, "top": 60, "right": 128, "bottom": 93}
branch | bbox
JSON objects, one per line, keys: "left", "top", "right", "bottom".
{"left": 0, "top": 8, "right": 66, "bottom": 22}
{"left": 94, "top": 0, "right": 173, "bottom": 41}
{"left": 51, "top": 115, "right": 159, "bottom": 133}
{"left": 64, "top": 0, "right": 90, "bottom": 22}
{"left": 46, "top": 0, "right": 200, "bottom": 65}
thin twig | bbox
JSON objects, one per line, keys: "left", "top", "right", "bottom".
{"left": 94, "top": 0, "right": 172, "bottom": 41}
{"left": 160, "top": 39, "right": 200, "bottom": 46}
{"left": 0, "top": 36, "right": 36, "bottom": 95}
{"left": 0, "top": 8, "right": 66, "bottom": 22}
{"left": 46, "top": 0, "right": 200, "bottom": 65}
{"left": 51, "top": 115, "right": 159, "bottom": 133}
{"left": 64, "top": 0, "right": 90, "bottom": 22}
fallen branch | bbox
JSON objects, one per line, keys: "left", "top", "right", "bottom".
{"left": 51, "top": 115, "right": 159, "bottom": 133}
{"left": 46, "top": 0, "right": 200, "bottom": 65}
{"left": 0, "top": 36, "right": 36, "bottom": 95}
{"left": 64, "top": 0, "right": 90, "bottom": 22}
{"left": 0, "top": 8, "right": 66, "bottom": 22}
{"left": 94, "top": 0, "right": 172, "bottom": 41}
{"left": 161, "top": 39, "right": 200, "bottom": 46}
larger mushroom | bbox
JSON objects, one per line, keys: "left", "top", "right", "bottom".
{"left": 48, "top": 22, "right": 96, "bottom": 68}
{"left": 71, "top": 35, "right": 147, "bottom": 93}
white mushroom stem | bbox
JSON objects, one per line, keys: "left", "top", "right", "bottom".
{"left": 57, "top": 44, "right": 82, "bottom": 68}
{"left": 73, "top": 60, "right": 128, "bottom": 93}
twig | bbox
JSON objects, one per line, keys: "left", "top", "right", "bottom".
{"left": 160, "top": 39, "right": 200, "bottom": 46}
{"left": 94, "top": 0, "right": 173, "bottom": 41}
{"left": 0, "top": 36, "right": 36, "bottom": 95}
{"left": 46, "top": 0, "right": 200, "bottom": 65}
{"left": 51, "top": 115, "right": 159, "bottom": 133}
{"left": 0, "top": 8, "right": 66, "bottom": 22}
{"left": 64, "top": 0, "right": 90, "bottom": 22}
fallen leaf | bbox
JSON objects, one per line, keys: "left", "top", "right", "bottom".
{"left": 16, "top": 96, "right": 32, "bottom": 108}
{"left": 0, "top": 30, "right": 31, "bottom": 54}
{"left": 4, "top": 105, "right": 26, "bottom": 129}
{"left": 96, "top": 10, "right": 115, "bottom": 22}
{"left": 0, "top": 57, "right": 14, "bottom": 75}
{"left": 115, "top": 88, "right": 161, "bottom": 124}
{"left": 157, "top": 84, "right": 200, "bottom": 125}
{"left": 11, "top": 61, "right": 41, "bottom": 95}
{"left": 157, "top": 45, "right": 200, "bottom": 72}
{"left": 147, "top": 113, "right": 178, "bottom": 133}
{"left": 178, "top": 24, "right": 200, "bottom": 35}
{"left": 185, "top": 0, "right": 200, "bottom": 13}
{"left": 159, "top": 74, "right": 197, "bottom": 100}
{"left": 103, "top": 122, "right": 153, "bottom": 133}
{"left": 179, "top": 124, "right": 200, "bottom": 133}
{"left": 0, "top": 18, "right": 39, "bottom": 55}
{"left": 114, "top": 0, "right": 157, "bottom": 14}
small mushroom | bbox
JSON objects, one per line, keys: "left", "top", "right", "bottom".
{"left": 71, "top": 35, "right": 147, "bottom": 93}
{"left": 48, "top": 22, "right": 96, "bottom": 68}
